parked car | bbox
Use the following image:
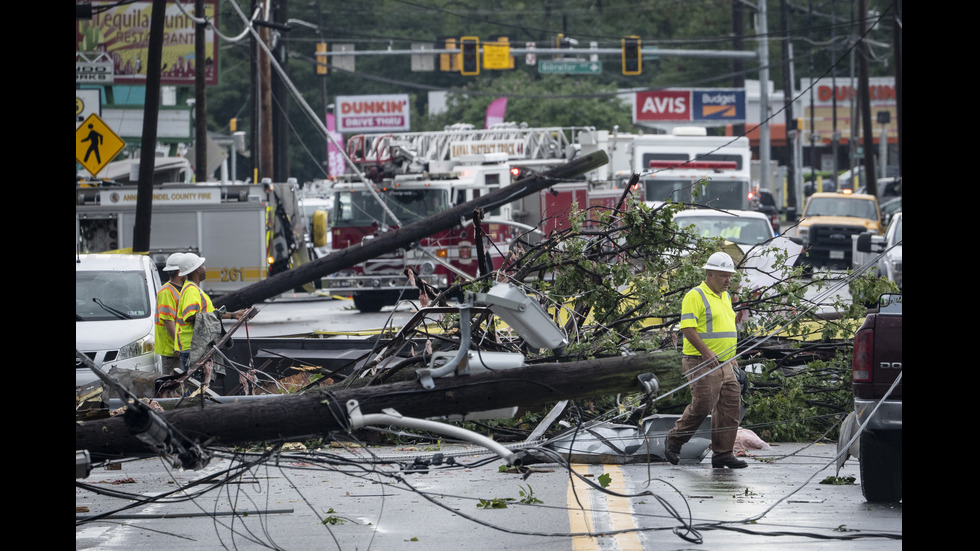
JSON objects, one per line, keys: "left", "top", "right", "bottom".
{"left": 751, "top": 188, "right": 780, "bottom": 234}
{"left": 879, "top": 196, "right": 902, "bottom": 226}
{"left": 76, "top": 253, "right": 162, "bottom": 387}
{"left": 838, "top": 166, "right": 900, "bottom": 192}
{"left": 672, "top": 209, "right": 776, "bottom": 254}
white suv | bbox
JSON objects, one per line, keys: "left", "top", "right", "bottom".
{"left": 75, "top": 253, "right": 162, "bottom": 387}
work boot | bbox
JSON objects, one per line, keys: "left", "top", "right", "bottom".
{"left": 711, "top": 455, "right": 748, "bottom": 469}
{"left": 664, "top": 437, "right": 682, "bottom": 465}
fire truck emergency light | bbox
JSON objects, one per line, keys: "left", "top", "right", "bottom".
{"left": 649, "top": 160, "right": 739, "bottom": 170}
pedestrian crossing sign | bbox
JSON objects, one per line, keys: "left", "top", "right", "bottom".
{"left": 76, "top": 113, "right": 126, "bottom": 177}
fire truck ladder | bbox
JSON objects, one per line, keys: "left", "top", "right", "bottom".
{"left": 345, "top": 123, "right": 583, "bottom": 168}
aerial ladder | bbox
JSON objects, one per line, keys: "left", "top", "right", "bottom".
{"left": 344, "top": 123, "right": 587, "bottom": 173}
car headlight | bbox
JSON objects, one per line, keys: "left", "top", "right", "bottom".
{"left": 118, "top": 334, "right": 155, "bottom": 360}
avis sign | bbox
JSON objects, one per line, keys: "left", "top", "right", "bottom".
{"left": 634, "top": 89, "right": 745, "bottom": 124}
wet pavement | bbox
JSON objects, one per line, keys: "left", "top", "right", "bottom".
{"left": 76, "top": 440, "right": 901, "bottom": 550}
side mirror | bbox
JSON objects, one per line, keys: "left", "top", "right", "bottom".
{"left": 856, "top": 232, "right": 873, "bottom": 253}
{"left": 856, "top": 232, "right": 885, "bottom": 254}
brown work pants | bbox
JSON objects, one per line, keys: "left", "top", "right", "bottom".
{"left": 667, "top": 355, "right": 742, "bottom": 460}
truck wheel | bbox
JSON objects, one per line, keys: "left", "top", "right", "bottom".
{"left": 859, "top": 430, "right": 902, "bottom": 502}
{"left": 353, "top": 291, "right": 401, "bottom": 313}
{"left": 353, "top": 293, "right": 385, "bottom": 313}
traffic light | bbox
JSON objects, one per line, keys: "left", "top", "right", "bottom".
{"left": 316, "top": 42, "right": 328, "bottom": 75}
{"left": 555, "top": 33, "right": 566, "bottom": 59}
{"left": 622, "top": 36, "right": 641, "bottom": 75}
{"left": 439, "top": 37, "right": 458, "bottom": 72}
{"left": 460, "top": 36, "right": 480, "bottom": 75}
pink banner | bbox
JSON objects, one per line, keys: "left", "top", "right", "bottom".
{"left": 484, "top": 97, "right": 508, "bottom": 129}
{"left": 326, "top": 114, "right": 345, "bottom": 178}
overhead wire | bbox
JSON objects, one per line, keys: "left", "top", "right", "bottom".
{"left": 79, "top": 2, "right": 899, "bottom": 544}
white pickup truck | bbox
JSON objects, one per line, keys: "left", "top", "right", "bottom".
{"left": 75, "top": 253, "right": 162, "bottom": 387}
{"left": 852, "top": 211, "right": 902, "bottom": 290}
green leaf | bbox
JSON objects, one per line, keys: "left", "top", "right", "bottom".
{"left": 597, "top": 473, "right": 611, "bottom": 488}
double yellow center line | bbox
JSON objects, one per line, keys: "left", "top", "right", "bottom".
{"left": 567, "top": 464, "right": 644, "bottom": 550}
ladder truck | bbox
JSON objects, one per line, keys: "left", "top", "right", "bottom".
{"left": 325, "top": 123, "right": 633, "bottom": 312}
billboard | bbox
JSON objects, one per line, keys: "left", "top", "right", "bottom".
{"left": 799, "top": 77, "right": 897, "bottom": 142}
{"left": 335, "top": 94, "right": 411, "bottom": 133}
{"left": 76, "top": 0, "right": 219, "bottom": 86}
{"left": 634, "top": 89, "right": 746, "bottom": 124}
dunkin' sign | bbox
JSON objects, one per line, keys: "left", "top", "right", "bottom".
{"left": 335, "top": 94, "right": 411, "bottom": 133}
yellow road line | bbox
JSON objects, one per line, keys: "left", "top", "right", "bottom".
{"left": 567, "top": 464, "right": 643, "bottom": 551}
{"left": 567, "top": 464, "right": 598, "bottom": 550}
{"left": 603, "top": 465, "right": 643, "bottom": 551}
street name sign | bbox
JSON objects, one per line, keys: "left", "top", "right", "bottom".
{"left": 537, "top": 60, "right": 601, "bottom": 75}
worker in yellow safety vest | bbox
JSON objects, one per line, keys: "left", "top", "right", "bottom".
{"left": 664, "top": 251, "right": 747, "bottom": 469}
{"left": 154, "top": 252, "right": 186, "bottom": 375}
{"left": 175, "top": 253, "right": 245, "bottom": 372}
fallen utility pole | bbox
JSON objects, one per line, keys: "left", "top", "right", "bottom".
{"left": 213, "top": 151, "right": 609, "bottom": 311}
{"left": 76, "top": 349, "right": 678, "bottom": 459}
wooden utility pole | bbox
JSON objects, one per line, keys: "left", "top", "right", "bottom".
{"left": 257, "top": 10, "right": 274, "bottom": 180}
{"left": 731, "top": 0, "right": 745, "bottom": 138}
{"left": 194, "top": 0, "right": 208, "bottom": 183}
{"left": 213, "top": 151, "right": 610, "bottom": 311}
{"left": 77, "top": 350, "right": 679, "bottom": 458}
{"left": 780, "top": 0, "right": 797, "bottom": 212}
{"left": 131, "top": 0, "right": 167, "bottom": 252}
{"left": 893, "top": 0, "right": 902, "bottom": 181}
{"left": 272, "top": 1, "right": 290, "bottom": 182}
{"left": 858, "top": 0, "right": 877, "bottom": 196}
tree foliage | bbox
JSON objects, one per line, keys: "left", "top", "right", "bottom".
{"left": 337, "top": 188, "right": 898, "bottom": 442}
{"left": 200, "top": 0, "right": 898, "bottom": 183}
{"left": 418, "top": 71, "right": 637, "bottom": 132}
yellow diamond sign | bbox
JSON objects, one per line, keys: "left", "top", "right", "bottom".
{"left": 76, "top": 113, "right": 126, "bottom": 177}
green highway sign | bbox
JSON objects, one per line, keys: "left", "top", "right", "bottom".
{"left": 537, "top": 60, "right": 602, "bottom": 75}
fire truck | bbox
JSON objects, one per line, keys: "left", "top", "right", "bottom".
{"left": 75, "top": 178, "right": 308, "bottom": 297}
{"left": 325, "top": 124, "right": 753, "bottom": 311}
{"left": 575, "top": 126, "right": 755, "bottom": 211}
{"left": 325, "top": 124, "right": 629, "bottom": 312}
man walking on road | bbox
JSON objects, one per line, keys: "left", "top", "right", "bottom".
{"left": 665, "top": 251, "right": 747, "bottom": 469}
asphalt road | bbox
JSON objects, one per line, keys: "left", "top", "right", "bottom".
{"left": 233, "top": 293, "right": 419, "bottom": 337}
{"left": 76, "top": 440, "right": 901, "bottom": 550}
{"left": 78, "top": 295, "right": 900, "bottom": 549}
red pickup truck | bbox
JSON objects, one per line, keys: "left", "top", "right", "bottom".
{"left": 850, "top": 293, "right": 903, "bottom": 502}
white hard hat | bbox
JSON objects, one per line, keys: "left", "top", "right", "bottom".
{"left": 702, "top": 251, "right": 736, "bottom": 273}
{"left": 162, "top": 252, "right": 185, "bottom": 272}
{"left": 178, "top": 253, "right": 206, "bottom": 277}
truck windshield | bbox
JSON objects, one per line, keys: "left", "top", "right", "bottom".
{"left": 644, "top": 179, "right": 749, "bottom": 210}
{"left": 805, "top": 197, "right": 878, "bottom": 221}
{"left": 76, "top": 271, "right": 151, "bottom": 321}
{"left": 644, "top": 179, "right": 693, "bottom": 203}
{"left": 333, "top": 188, "right": 451, "bottom": 228}
{"left": 674, "top": 214, "right": 772, "bottom": 245}
{"left": 702, "top": 180, "right": 749, "bottom": 210}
